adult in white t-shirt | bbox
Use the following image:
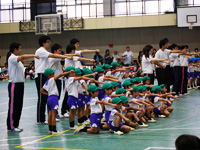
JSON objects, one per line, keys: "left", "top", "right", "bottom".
{"left": 112, "top": 51, "right": 120, "bottom": 62}
{"left": 122, "top": 46, "right": 134, "bottom": 66}
{"left": 35, "top": 35, "right": 74, "bottom": 124}
{"left": 7, "top": 42, "right": 39, "bottom": 132}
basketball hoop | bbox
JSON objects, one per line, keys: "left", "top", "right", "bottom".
{"left": 188, "top": 21, "right": 194, "bottom": 30}
{"left": 43, "top": 28, "right": 50, "bottom": 35}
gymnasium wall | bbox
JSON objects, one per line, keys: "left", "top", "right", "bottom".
{"left": 0, "top": 14, "right": 200, "bottom": 65}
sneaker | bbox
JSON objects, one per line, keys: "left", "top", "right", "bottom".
{"left": 63, "top": 113, "right": 69, "bottom": 118}
{"left": 130, "top": 127, "right": 135, "bottom": 131}
{"left": 109, "top": 129, "right": 114, "bottom": 133}
{"left": 52, "top": 131, "right": 62, "bottom": 135}
{"left": 158, "top": 115, "right": 166, "bottom": 118}
{"left": 83, "top": 120, "right": 90, "bottom": 125}
{"left": 56, "top": 118, "right": 60, "bottom": 122}
{"left": 74, "top": 125, "right": 86, "bottom": 134}
{"left": 148, "top": 118, "right": 157, "bottom": 123}
{"left": 77, "top": 123, "right": 83, "bottom": 126}
{"left": 11, "top": 128, "right": 23, "bottom": 132}
{"left": 184, "top": 93, "right": 188, "bottom": 96}
{"left": 101, "top": 117, "right": 106, "bottom": 122}
{"left": 114, "top": 131, "right": 124, "bottom": 135}
{"left": 175, "top": 95, "right": 179, "bottom": 98}
{"left": 37, "top": 121, "right": 48, "bottom": 125}
{"left": 70, "top": 125, "right": 78, "bottom": 130}
{"left": 179, "top": 94, "right": 183, "bottom": 96}
{"left": 59, "top": 114, "right": 64, "bottom": 118}
{"left": 187, "top": 87, "right": 192, "bottom": 89}
{"left": 138, "top": 123, "right": 148, "bottom": 127}
{"left": 48, "top": 131, "right": 52, "bottom": 134}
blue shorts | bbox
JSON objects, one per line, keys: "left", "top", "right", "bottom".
{"left": 109, "top": 121, "right": 124, "bottom": 131}
{"left": 196, "top": 72, "right": 200, "bottom": 78}
{"left": 90, "top": 113, "right": 102, "bottom": 128}
{"left": 118, "top": 82, "right": 122, "bottom": 88}
{"left": 84, "top": 94, "right": 90, "bottom": 105}
{"left": 188, "top": 72, "right": 194, "bottom": 79}
{"left": 105, "top": 111, "right": 111, "bottom": 123}
{"left": 47, "top": 95, "right": 59, "bottom": 111}
{"left": 67, "top": 96, "right": 78, "bottom": 110}
{"left": 98, "top": 89, "right": 105, "bottom": 101}
{"left": 77, "top": 94, "right": 83, "bottom": 108}
{"left": 153, "top": 108, "right": 161, "bottom": 115}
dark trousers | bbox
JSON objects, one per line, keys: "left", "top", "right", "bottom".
{"left": 156, "top": 66, "right": 171, "bottom": 92}
{"left": 7, "top": 82, "right": 24, "bottom": 130}
{"left": 181, "top": 67, "right": 188, "bottom": 94}
{"left": 55, "top": 79, "right": 62, "bottom": 99}
{"left": 172, "top": 66, "right": 182, "bottom": 95}
{"left": 144, "top": 73, "right": 154, "bottom": 85}
{"left": 35, "top": 73, "right": 48, "bottom": 123}
{"left": 61, "top": 91, "right": 69, "bottom": 115}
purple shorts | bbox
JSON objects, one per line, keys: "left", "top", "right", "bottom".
{"left": 196, "top": 72, "right": 200, "bottom": 78}
{"left": 67, "top": 96, "right": 78, "bottom": 109}
{"left": 84, "top": 94, "right": 90, "bottom": 105}
{"left": 98, "top": 89, "right": 105, "bottom": 101}
{"left": 109, "top": 121, "right": 124, "bottom": 131}
{"left": 90, "top": 113, "right": 102, "bottom": 128}
{"left": 188, "top": 72, "right": 194, "bottom": 79}
{"left": 153, "top": 108, "right": 160, "bottom": 115}
{"left": 77, "top": 94, "right": 83, "bottom": 108}
{"left": 47, "top": 95, "right": 59, "bottom": 111}
{"left": 118, "top": 82, "right": 122, "bottom": 88}
{"left": 105, "top": 111, "right": 111, "bottom": 123}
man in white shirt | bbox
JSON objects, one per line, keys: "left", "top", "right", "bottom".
{"left": 112, "top": 51, "right": 120, "bottom": 63}
{"left": 122, "top": 46, "right": 134, "bottom": 66}
{"left": 7, "top": 42, "right": 39, "bottom": 132}
{"left": 35, "top": 35, "right": 75, "bottom": 124}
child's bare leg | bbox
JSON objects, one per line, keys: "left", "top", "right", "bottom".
{"left": 138, "top": 110, "right": 145, "bottom": 119}
{"left": 52, "top": 110, "right": 57, "bottom": 125}
{"left": 167, "top": 107, "right": 174, "bottom": 112}
{"left": 87, "top": 127, "right": 100, "bottom": 134}
{"left": 102, "top": 122, "right": 110, "bottom": 130}
{"left": 141, "top": 117, "right": 146, "bottom": 123}
{"left": 48, "top": 111, "right": 52, "bottom": 126}
{"left": 120, "top": 125, "right": 131, "bottom": 133}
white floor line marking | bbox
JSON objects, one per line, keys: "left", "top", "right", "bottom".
{"left": 0, "top": 98, "right": 37, "bottom": 105}
{"left": 0, "top": 105, "right": 36, "bottom": 115}
{"left": 0, "top": 135, "right": 45, "bottom": 142}
{"left": 144, "top": 147, "right": 175, "bottom": 150}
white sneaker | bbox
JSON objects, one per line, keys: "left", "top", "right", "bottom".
{"left": 11, "top": 128, "right": 23, "bottom": 132}
{"left": 187, "top": 87, "right": 192, "bottom": 89}
{"left": 114, "top": 131, "right": 123, "bottom": 135}
{"left": 74, "top": 125, "right": 86, "bottom": 134}
{"left": 59, "top": 114, "right": 64, "bottom": 118}
{"left": 37, "top": 121, "right": 48, "bottom": 125}
{"left": 184, "top": 93, "right": 188, "bottom": 96}
{"left": 138, "top": 123, "right": 148, "bottom": 127}
{"left": 186, "top": 92, "right": 190, "bottom": 95}
{"left": 64, "top": 113, "right": 69, "bottom": 118}
{"left": 130, "top": 127, "right": 135, "bottom": 131}
{"left": 48, "top": 131, "right": 52, "bottom": 134}
{"left": 158, "top": 115, "right": 166, "bottom": 118}
{"left": 56, "top": 118, "right": 60, "bottom": 122}
{"left": 148, "top": 118, "right": 157, "bottom": 123}
{"left": 70, "top": 125, "right": 78, "bottom": 130}
{"left": 179, "top": 94, "right": 183, "bottom": 96}
{"left": 52, "top": 131, "right": 62, "bottom": 135}
{"left": 175, "top": 95, "right": 179, "bottom": 98}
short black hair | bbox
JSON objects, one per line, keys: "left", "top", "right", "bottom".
{"left": 105, "top": 49, "right": 110, "bottom": 53}
{"left": 66, "top": 44, "right": 76, "bottom": 54}
{"left": 9, "top": 42, "right": 21, "bottom": 53}
{"left": 175, "top": 134, "right": 200, "bottom": 150}
{"left": 126, "top": 46, "right": 130, "bottom": 49}
{"left": 170, "top": 43, "right": 178, "bottom": 50}
{"left": 163, "top": 38, "right": 169, "bottom": 43}
{"left": 195, "top": 48, "right": 199, "bottom": 51}
{"left": 143, "top": 46, "right": 150, "bottom": 58}
{"left": 38, "top": 35, "right": 51, "bottom": 47}
{"left": 145, "top": 45, "right": 153, "bottom": 50}
{"left": 159, "top": 39, "right": 168, "bottom": 48}
{"left": 51, "top": 44, "right": 62, "bottom": 53}
{"left": 70, "top": 38, "right": 80, "bottom": 45}
{"left": 180, "top": 45, "right": 187, "bottom": 50}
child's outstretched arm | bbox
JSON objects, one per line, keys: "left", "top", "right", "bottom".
{"left": 40, "top": 88, "right": 48, "bottom": 95}
{"left": 158, "top": 98, "right": 172, "bottom": 105}
{"left": 104, "top": 77, "right": 120, "bottom": 82}
{"left": 110, "top": 94, "right": 125, "bottom": 98}
{"left": 115, "top": 112, "right": 130, "bottom": 123}
{"left": 54, "top": 70, "right": 74, "bottom": 81}
{"left": 104, "top": 75, "right": 119, "bottom": 79}
{"left": 78, "top": 57, "right": 95, "bottom": 63}
{"left": 96, "top": 101, "right": 117, "bottom": 107}
{"left": 128, "top": 100, "right": 143, "bottom": 107}
{"left": 125, "top": 107, "right": 142, "bottom": 111}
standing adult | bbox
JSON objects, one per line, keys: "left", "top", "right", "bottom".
{"left": 112, "top": 51, "right": 120, "bottom": 63}
{"left": 93, "top": 51, "right": 103, "bottom": 64}
{"left": 104, "top": 49, "right": 112, "bottom": 64}
{"left": 7, "top": 42, "right": 39, "bottom": 132}
{"left": 35, "top": 35, "right": 74, "bottom": 124}
{"left": 122, "top": 46, "right": 134, "bottom": 66}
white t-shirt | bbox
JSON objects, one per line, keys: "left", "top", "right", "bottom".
{"left": 170, "top": 53, "right": 180, "bottom": 67}
{"left": 98, "top": 75, "right": 104, "bottom": 89}
{"left": 112, "top": 54, "right": 120, "bottom": 62}
{"left": 128, "top": 98, "right": 139, "bottom": 109}
{"left": 65, "top": 56, "right": 79, "bottom": 68}
{"left": 48, "top": 58, "right": 62, "bottom": 80}
{"left": 86, "top": 80, "right": 95, "bottom": 87}
{"left": 90, "top": 97, "right": 102, "bottom": 114}
{"left": 154, "top": 97, "right": 162, "bottom": 107}
{"left": 104, "top": 96, "right": 113, "bottom": 111}
{"left": 109, "top": 108, "right": 121, "bottom": 121}
{"left": 105, "top": 71, "right": 111, "bottom": 83}
{"left": 123, "top": 51, "right": 134, "bottom": 65}
{"left": 8, "top": 54, "right": 25, "bottom": 83}
{"left": 180, "top": 55, "right": 188, "bottom": 67}
{"left": 66, "top": 77, "right": 78, "bottom": 98}
{"left": 29, "top": 70, "right": 35, "bottom": 76}
{"left": 43, "top": 78, "right": 59, "bottom": 96}
{"left": 78, "top": 79, "right": 86, "bottom": 94}
{"left": 142, "top": 55, "right": 154, "bottom": 74}
{"left": 112, "top": 71, "right": 122, "bottom": 82}
{"left": 188, "top": 65, "right": 195, "bottom": 72}
{"left": 75, "top": 50, "right": 83, "bottom": 69}
{"left": 155, "top": 49, "right": 171, "bottom": 68}
{"left": 35, "top": 47, "right": 50, "bottom": 77}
